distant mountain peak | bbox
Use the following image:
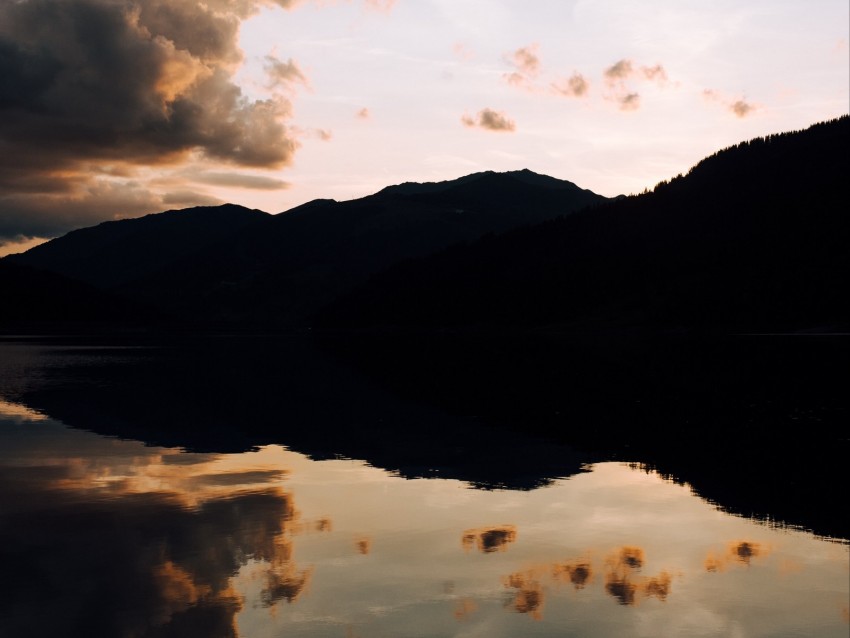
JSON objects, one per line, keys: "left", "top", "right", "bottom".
{"left": 375, "top": 168, "right": 584, "bottom": 198}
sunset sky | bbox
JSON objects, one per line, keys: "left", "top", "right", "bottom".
{"left": 0, "top": 0, "right": 847, "bottom": 256}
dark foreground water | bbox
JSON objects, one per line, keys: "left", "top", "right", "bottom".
{"left": 0, "top": 334, "right": 847, "bottom": 638}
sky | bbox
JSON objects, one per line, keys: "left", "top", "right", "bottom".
{"left": 0, "top": 0, "right": 847, "bottom": 256}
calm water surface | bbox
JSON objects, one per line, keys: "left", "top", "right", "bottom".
{"left": 0, "top": 339, "right": 847, "bottom": 638}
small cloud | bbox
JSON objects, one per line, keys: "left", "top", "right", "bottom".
{"left": 618, "top": 92, "right": 640, "bottom": 111}
{"left": 162, "top": 190, "right": 224, "bottom": 206}
{"left": 551, "top": 72, "right": 589, "bottom": 98}
{"left": 264, "top": 55, "right": 310, "bottom": 91}
{"left": 508, "top": 44, "right": 541, "bottom": 77}
{"left": 503, "top": 71, "right": 529, "bottom": 88}
{"left": 461, "top": 108, "right": 516, "bottom": 132}
{"left": 640, "top": 64, "right": 668, "bottom": 84}
{"left": 601, "top": 59, "right": 670, "bottom": 111}
{"left": 315, "top": 128, "right": 333, "bottom": 141}
{"left": 604, "top": 59, "right": 634, "bottom": 82}
{"left": 730, "top": 99, "right": 756, "bottom": 118}
{"left": 503, "top": 43, "right": 541, "bottom": 90}
{"left": 356, "top": 107, "right": 370, "bottom": 119}
{"left": 703, "top": 89, "right": 760, "bottom": 118}
{"left": 190, "top": 172, "right": 291, "bottom": 190}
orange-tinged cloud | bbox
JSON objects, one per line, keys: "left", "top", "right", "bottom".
{"left": 551, "top": 73, "right": 590, "bottom": 98}
{"left": 703, "top": 89, "right": 760, "bottom": 118}
{"left": 461, "top": 109, "right": 516, "bottom": 132}
{"left": 503, "top": 43, "right": 541, "bottom": 91}
{"left": 0, "top": 0, "right": 307, "bottom": 243}
{"left": 605, "top": 59, "right": 634, "bottom": 81}
{"left": 730, "top": 100, "right": 756, "bottom": 118}
{"left": 641, "top": 64, "right": 668, "bottom": 84}
{"left": 508, "top": 44, "right": 541, "bottom": 76}
{"left": 618, "top": 92, "right": 641, "bottom": 111}
{"left": 265, "top": 55, "right": 310, "bottom": 91}
{"left": 601, "top": 59, "right": 671, "bottom": 111}
{"left": 190, "top": 171, "right": 291, "bottom": 190}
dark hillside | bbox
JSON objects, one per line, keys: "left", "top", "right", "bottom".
{"left": 0, "top": 260, "right": 151, "bottom": 331}
{"left": 7, "top": 204, "right": 271, "bottom": 289}
{"left": 118, "top": 170, "right": 607, "bottom": 326}
{"left": 317, "top": 115, "right": 850, "bottom": 334}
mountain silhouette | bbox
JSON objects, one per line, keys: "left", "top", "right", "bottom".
{"left": 8, "top": 204, "right": 271, "bottom": 290}
{"left": 316, "top": 115, "right": 850, "bottom": 334}
{"left": 0, "top": 260, "right": 150, "bottom": 331}
{"left": 6, "top": 170, "right": 607, "bottom": 328}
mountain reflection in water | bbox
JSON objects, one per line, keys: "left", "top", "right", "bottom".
{"left": 0, "top": 398, "right": 848, "bottom": 638}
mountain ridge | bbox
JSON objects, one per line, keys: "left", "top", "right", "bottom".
{"left": 4, "top": 168, "right": 609, "bottom": 329}
{"left": 316, "top": 114, "right": 850, "bottom": 335}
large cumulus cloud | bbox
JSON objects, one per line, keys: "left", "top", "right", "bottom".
{"left": 0, "top": 0, "right": 304, "bottom": 246}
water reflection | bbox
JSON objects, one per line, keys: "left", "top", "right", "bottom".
{"left": 0, "top": 400, "right": 848, "bottom": 638}
{"left": 462, "top": 526, "right": 518, "bottom": 553}
{"left": 602, "top": 547, "right": 672, "bottom": 606}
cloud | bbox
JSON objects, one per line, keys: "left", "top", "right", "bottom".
{"left": 641, "top": 64, "right": 668, "bottom": 84}
{"left": 604, "top": 60, "right": 669, "bottom": 85}
{"left": 503, "top": 43, "right": 541, "bottom": 90}
{"left": 0, "top": 178, "right": 200, "bottom": 241}
{"left": 162, "top": 190, "right": 225, "bottom": 206}
{"left": 618, "top": 92, "right": 641, "bottom": 111}
{"left": 551, "top": 73, "right": 589, "bottom": 98}
{"left": 508, "top": 44, "right": 541, "bottom": 77}
{"left": 0, "top": 0, "right": 303, "bottom": 243}
{"left": 189, "top": 172, "right": 292, "bottom": 190}
{"left": 703, "top": 89, "right": 760, "bottom": 118}
{"left": 461, "top": 108, "right": 516, "bottom": 132}
{"left": 264, "top": 55, "right": 310, "bottom": 91}
{"left": 604, "top": 59, "right": 634, "bottom": 82}
{"left": 315, "top": 128, "right": 333, "bottom": 141}
{"left": 356, "top": 107, "right": 371, "bottom": 119}
{"left": 601, "top": 59, "right": 672, "bottom": 110}
{"left": 730, "top": 99, "right": 756, "bottom": 118}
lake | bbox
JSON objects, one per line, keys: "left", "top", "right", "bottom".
{"left": 0, "top": 334, "right": 847, "bottom": 637}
